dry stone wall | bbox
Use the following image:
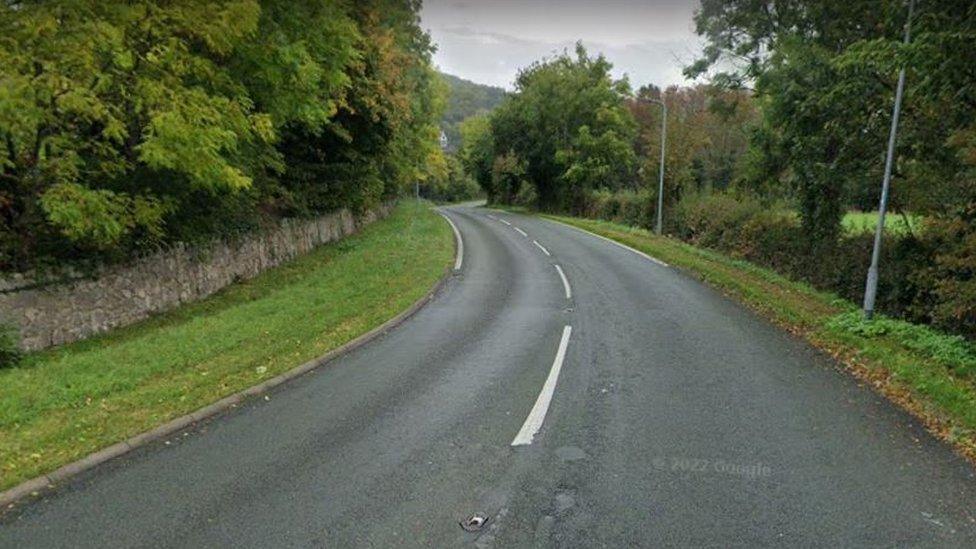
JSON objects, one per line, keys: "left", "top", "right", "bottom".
{"left": 0, "top": 204, "right": 393, "bottom": 351}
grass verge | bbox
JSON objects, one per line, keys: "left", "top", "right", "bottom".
{"left": 541, "top": 213, "right": 976, "bottom": 461}
{"left": 0, "top": 200, "right": 453, "bottom": 491}
{"left": 842, "top": 210, "right": 921, "bottom": 236}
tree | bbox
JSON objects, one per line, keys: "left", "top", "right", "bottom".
{"left": 0, "top": 0, "right": 444, "bottom": 270}
{"left": 489, "top": 43, "right": 636, "bottom": 212}
{"left": 687, "top": 0, "right": 976, "bottom": 249}
{"left": 0, "top": 1, "right": 268, "bottom": 265}
{"left": 458, "top": 114, "right": 495, "bottom": 201}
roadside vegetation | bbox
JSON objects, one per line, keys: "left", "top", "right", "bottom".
{"left": 0, "top": 201, "right": 453, "bottom": 491}
{"left": 458, "top": 2, "right": 975, "bottom": 341}
{"left": 0, "top": 1, "right": 446, "bottom": 275}
{"left": 842, "top": 211, "right": 921, "bottom": 236}
{"left": 546, "top": 214, "right": 976, "bottom": 460}
{"left": 418, "top": 73, "right": 505, "bottom": 204}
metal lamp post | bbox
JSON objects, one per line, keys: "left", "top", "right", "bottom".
{"left": 863, "top": 0, "right": 915, "bottom": 319}
{"left": 639, "top": 97, "right": 667, "bottom": 235}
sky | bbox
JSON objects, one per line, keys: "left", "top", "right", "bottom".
{"left": 420, "top": 0, "right": 704, "bottom": 90}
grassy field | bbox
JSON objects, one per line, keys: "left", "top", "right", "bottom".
{"left": 543, "top": 213, "right": 976, "bottom": 461}
{"left": 0, "top": 201, "right": 453, "bottom": 491}
{"left": 843, "top": 211, "right": 921, "bottom": 236}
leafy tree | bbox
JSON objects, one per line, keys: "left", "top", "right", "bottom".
{"left": 688, "top": 0, "right": 976, "bottom": 334}
{"left": 687, "top": 0, "right": 975, "bottom": 250}
{"left": 0, "top": 1, "right": 269, "bottom": 265}
{"left": 458, "top": 114, "right": 495, "bottom": 201}
{"left": 424, "top": 154, "right": 481, "bottom": 203}
{"left": 0, "top": 0, "right": 443, "bottom": 270}
{"left": 489, "top": 43, "right": 636, "bottom": 212}
{"left": 490, "top": 150, "right": 526, "bottom": 205}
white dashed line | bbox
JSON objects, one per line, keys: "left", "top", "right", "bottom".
{"left": 533, "top": 240, "right": 551, "bottom": 256}
{"left": 514, "top": 227, "right": 528, "bottom": 237}
{"left": 499, "top": 219, "right": 512, "bottom": 226}
{"left": 554, "top": 264, "right": 571, "bottom": 300}
{"left": 511, "top": 325, "right": 573, "bottom": 446}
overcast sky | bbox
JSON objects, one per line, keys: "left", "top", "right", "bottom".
{"left": 420, "top": 0, "right": 703, "bottom": 90}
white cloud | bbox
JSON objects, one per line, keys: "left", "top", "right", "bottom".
{"left": 422, "top": 0, "right": 703, "bottom": 89}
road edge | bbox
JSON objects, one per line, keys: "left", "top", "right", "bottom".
{"left": 0, "top": 207, "right": 460, "bottom": 511}
{"left": 531, "top": 211, "right": 976, "bottom": 467}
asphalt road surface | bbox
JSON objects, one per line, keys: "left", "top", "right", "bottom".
{"left": 3, "top": 205, "right": 976, "bottom": 547}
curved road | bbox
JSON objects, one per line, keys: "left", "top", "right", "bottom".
{"left": 2, "top": 205, "right": 976, "bottom": 547}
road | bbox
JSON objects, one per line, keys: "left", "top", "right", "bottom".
{"left": 2, "top": 205, "right": 976, "bottom": 547}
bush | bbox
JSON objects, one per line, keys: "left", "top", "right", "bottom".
{"left": 909, "top": 214, "right": 976, "bottom": 339}
{"left": 514, "top": 180, "right": 538, "bottom": 208}
{"left": 673, "top": 192, "right": 765, "bottom": 250}
{"left": 0, "top": 323, "right": 23, "bottom": 369}
{"left": 425, "top": 156, "right": 483, "bottom": 203}
{"left": 582, "top": 188, "right": 653, "bottom": 229}
{"left": 582, "top": 188, "right": 974, "bottom": 341}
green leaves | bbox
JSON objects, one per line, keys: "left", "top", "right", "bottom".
{"left": 489, "top": 44, "right": 636, "bottom": 211}
{"left": 0, "top": 0, "right": 442, "bottom": 269}
{"left": 39, "top": 183, "right": 165, "bottom": 249}
{"left": 138, "top": 90, "right": 255, "bottom": 192}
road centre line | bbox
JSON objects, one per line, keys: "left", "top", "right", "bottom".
{"left": 533, "top": 240, "right": 551, "bottom": 256}
{"left": 511, "top": 325, "right": 573, "bottom": 446}
{"left": 500, "top": 219, "right": 512, "bottom": 226}
{"left": 514, "top": 227, "right": 528, "bottom": 237}
{"left": 554, "top": 264, "right": 571, "bottom": 300}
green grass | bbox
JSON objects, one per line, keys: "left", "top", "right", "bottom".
{"left": 842, "top": 211, "right": 921, "bottom": 236}
{"left": 0, "top": 201, "right": 453, "bottom": 491}
{"left": 541, "top": 213, "right": 976, "bottom": 458}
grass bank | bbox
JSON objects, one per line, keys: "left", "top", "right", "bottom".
{"left": 541, "top": 213, "right": 976, "bottom": 461}
{"left": 842, "top": 211, "right": 921, "bottom": 236}
{"left": 0, "top": 201, "right": 453, "bottom": 491}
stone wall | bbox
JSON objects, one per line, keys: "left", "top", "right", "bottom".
{"left": 0, "top": 204, "right": 393, "bottom": 351}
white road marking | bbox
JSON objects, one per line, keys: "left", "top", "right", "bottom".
{"left": 499, "top": 219, "right": 512, "bottom": 226}
{"left": 511, "top": 325, "right": 573, "bottom": 446}
{"left": 514, "top": 227, "right": 528, "bottom": 237}
{"left": 554, "top": 264, "right": 571, "bottom": 300}
{"left": 546, "top": 219, "right": 669, "bottom": 267}
{"left": 438, "top": 212, "right": 464, "bottom": 271}
{"left": 486, "top": 214, "right": 497, "bottom": 220}
{"left": 533, "top": 240, "right": 551, "bottom": 256}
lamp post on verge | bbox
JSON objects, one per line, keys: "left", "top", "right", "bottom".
{"left": 863, "top": 0, "right": 915, "bottom": 320}
{"left": 639, "top": 96, "right": 667, "bottom": 235}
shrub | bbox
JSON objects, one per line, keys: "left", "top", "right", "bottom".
{"left": 910, "top": 214, "right": 976, "bottom": 339}
{"left": 0, "top": 323, "right": 23, "bottom": 369}
{"left": 514, "top": 180, "right": 538, "bottom": 208}
{"left": 672, "top": 192, "right": 764, "bottom": 250}
{"left": 425, "top": 156, "right": 483, "bottom": 203}
{"left": 581, "top": 188, "right": 653, "bottom": 229}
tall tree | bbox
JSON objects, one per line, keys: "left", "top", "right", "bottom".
{"left": 489, "top": 43, "right": 636, "bottom": 212}
{"left": 0, "top": 0, "right": 444, "bottom": 270}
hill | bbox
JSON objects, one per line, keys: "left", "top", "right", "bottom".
{"left": 440, "top": 72, "right": 506, "bottom": 151}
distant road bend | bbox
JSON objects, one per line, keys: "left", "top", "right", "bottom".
{"left": 3, "top": 204, "right": 976, "bottom": 547}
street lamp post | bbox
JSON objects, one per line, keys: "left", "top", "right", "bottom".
{"left": 639, "top": 97, "right": 667, "bottom": 235}
{"left": 863, "top": 0, "right": 915, "bottom": 320}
